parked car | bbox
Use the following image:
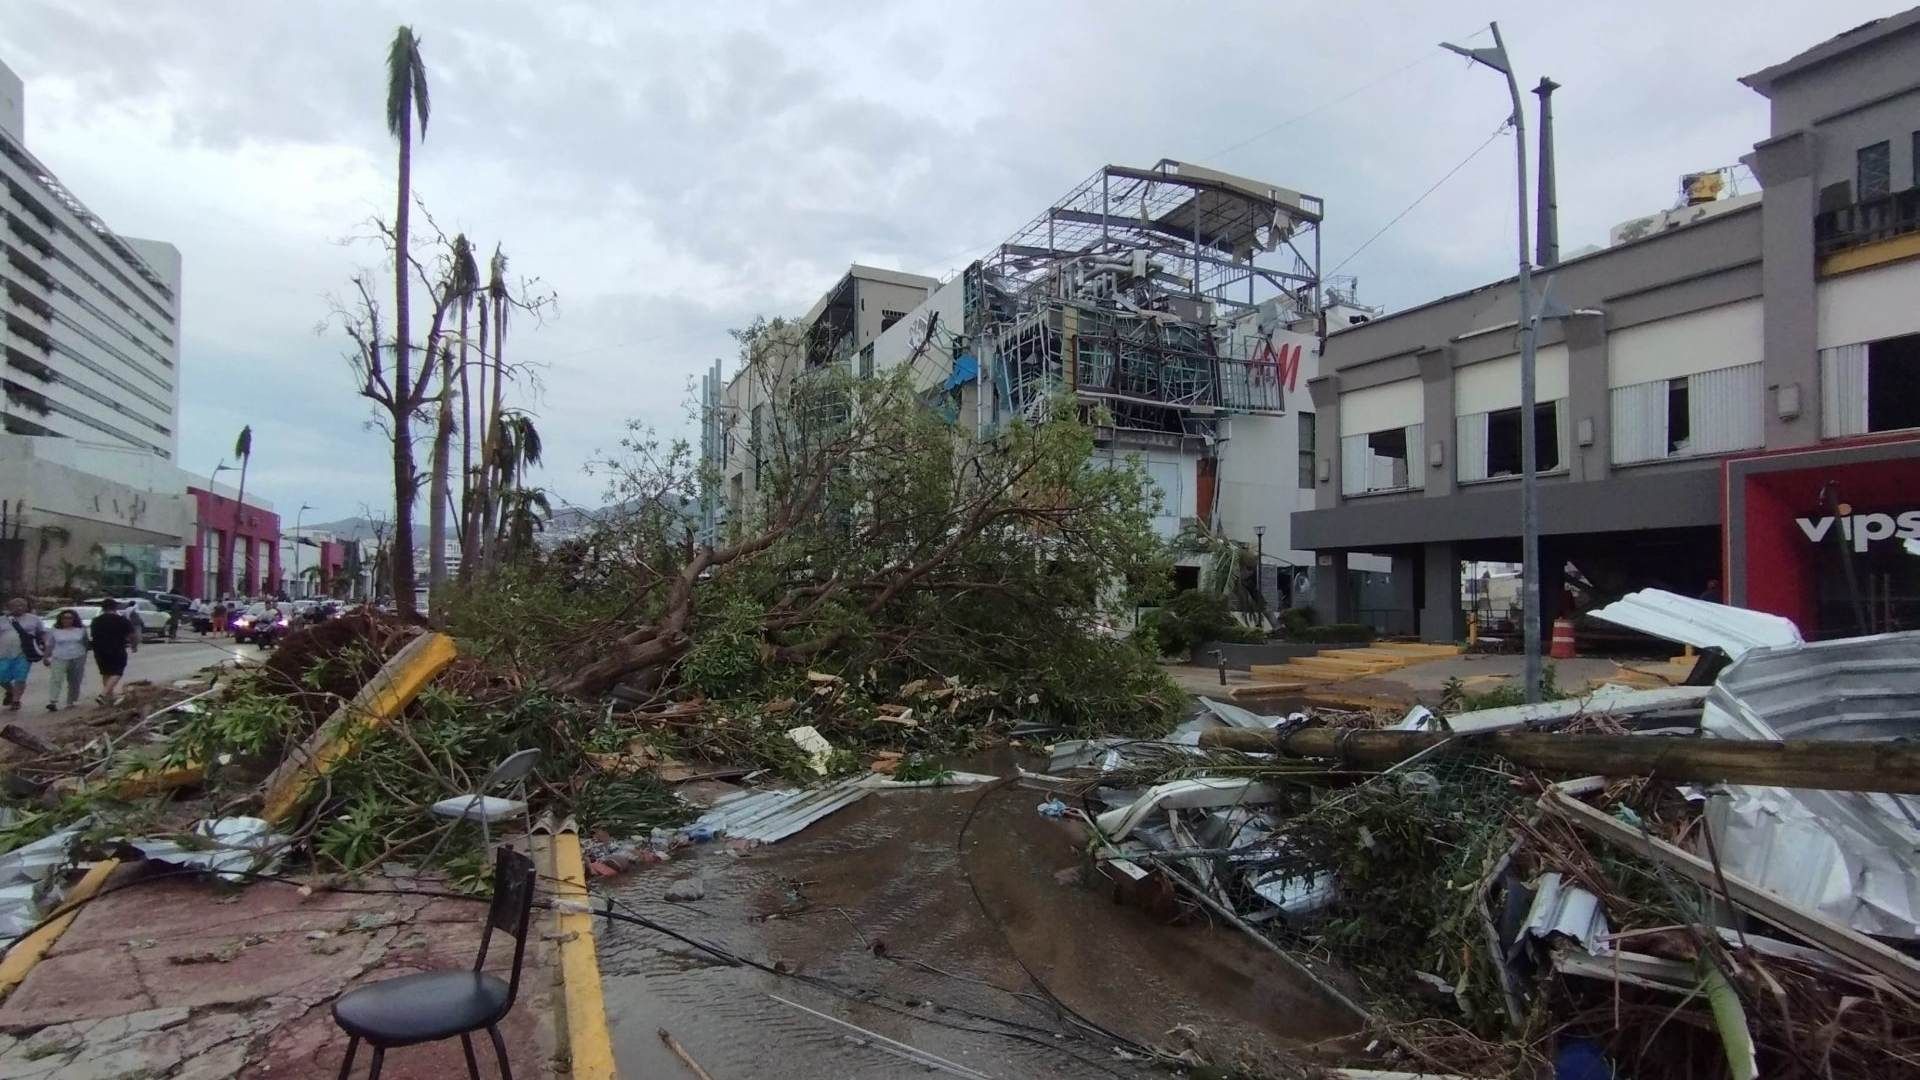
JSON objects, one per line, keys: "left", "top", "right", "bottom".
{"left": 231, "top": 603, "right": 291, "bottom": 647}
{"left": 115, "top": 598, "right": 172, "bottom": 641}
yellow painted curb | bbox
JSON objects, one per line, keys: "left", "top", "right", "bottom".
{"left": 0, "top": 858, "right": 121, "bottom": 1001}
{"left": 548, "top": 829, "right": 617, "bottom": 1080}
{"left": 104, "top": 764, "right": 204, "bottom": 800}
{"left": 259, "top": 632, "right": 458, "bottom": 824}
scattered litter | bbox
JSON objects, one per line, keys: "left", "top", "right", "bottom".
{"left": 785, "top": 725, "right": 835, "bottom": 775}
{"left": 1036, "top": 798, "right": 1069, "bottom": 818}
{"left": 664, "top": 877, "right": 707, "bottom": 902}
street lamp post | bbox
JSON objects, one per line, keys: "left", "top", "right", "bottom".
{"left": 207, "top": 461, "right": 234, "bottom": 598}
{"left": 1253, "top": 525, "right": 1267, "bottom": 625}
{"left": 293, "top": 504, "right": 313, "bottom": 598}
{"left": 1443, "top": 22, "right": 1544, "bottom": 703}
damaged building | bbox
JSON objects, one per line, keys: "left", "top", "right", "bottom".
{"left": 704, "top": 160, "right": 1390, "bottom": 606}
{"left": 1295, "top": 10, "right": 1920, "bottom": 642}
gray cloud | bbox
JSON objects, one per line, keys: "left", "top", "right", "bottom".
{"left": 0, "top": 0, "right": 1892, "bottom": 520}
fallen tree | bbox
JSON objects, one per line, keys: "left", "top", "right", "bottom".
{"left": 450, "top": 319, "right": 1182, "bottom": 738}
{"left": 1199, "top": 726, "right": 1920, "bottom": 794}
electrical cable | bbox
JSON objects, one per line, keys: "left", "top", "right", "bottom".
{"left": 1326, "top": 121, "right": 1512, "bottom": 277}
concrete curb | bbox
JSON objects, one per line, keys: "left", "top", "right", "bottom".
{"left": 0, "top": 858, "right": 121, "bottom": 1002}
{"left": 541, "top": 827, "right": 617, "bottom": 1079}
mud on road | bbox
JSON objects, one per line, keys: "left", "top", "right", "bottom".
{"left": 597, "top": 755, "right": 1361, "bottom": 1078}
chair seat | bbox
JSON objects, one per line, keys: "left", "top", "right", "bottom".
{"left": 332, "top": 970, "right": 510, "bottom": 1046}
{"left": 429, "top": 795, "right": 526, "bottom": 822}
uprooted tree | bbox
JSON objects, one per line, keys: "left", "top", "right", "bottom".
{"left": 455, "top": 318, "right": 1181, "bottom": 734}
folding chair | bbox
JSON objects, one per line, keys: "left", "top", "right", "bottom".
{"left": 421, "top": 749, "right": 540, "bottom": 865}
{"left": 333, "top": 846, "right": 537, "bottom": 1078}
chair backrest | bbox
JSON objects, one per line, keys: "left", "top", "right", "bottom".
{"left": 482, "top": 749, "right": 541, "bottom": 793}
{"left": 474, "top": 847, "right": 538, "bottom": 1010}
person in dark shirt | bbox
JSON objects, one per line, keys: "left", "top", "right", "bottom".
{"left": 89, "top": 599, "right": 138, "bottom": 704}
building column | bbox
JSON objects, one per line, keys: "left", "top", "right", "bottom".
{"left": 1563, "top": 311, "right": 1610, "bottom": 481}
{"left": 1420, "top": 542, "right": 1466, "bottom": 643}
{"left": 1748, "top": 130, "right": 1821, "bottom": 448}
{"left": 1310, "top": 550, "right": 1356, "bottom": 625}
{"left": 1416, "top": 348, "right": 1455, "bottom": 498}
{"left": 1388, "top": 550, "right": 1419, "bottom": 637}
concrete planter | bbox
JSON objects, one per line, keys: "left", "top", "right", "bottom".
{"left": 1191, "top": 640, "right": 1344, "bottom": 670}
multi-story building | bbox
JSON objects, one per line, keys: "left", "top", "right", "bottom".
{"left": 0, "top": 57, "right": 209, "bottom": 595}
{"left": 704, "top": 161, "right": 1380, "bottom": 610}
{"left": 1293, "top": 9, "right": 1920, "bottom": 641}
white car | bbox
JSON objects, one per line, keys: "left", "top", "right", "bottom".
{"left": 114, "top": 598, "right": 171, "bottom": 641}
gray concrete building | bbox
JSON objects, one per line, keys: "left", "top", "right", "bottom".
{"left": 1295, "top": 9, "right": 1920, "bottom": 642}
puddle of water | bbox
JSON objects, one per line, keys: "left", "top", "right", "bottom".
{"left": 598, "top": 751, "right": 1360, "bottom": 1078}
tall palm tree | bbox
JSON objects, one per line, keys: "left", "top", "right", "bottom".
{"left": 386, "top": 25, "right": 429, "bottom": 615}
{"left": 228, "top": 425, "right": 253, "bottom": 594}
{"left": 490, "top": 413, "right": 543, "bottom": 556}
{"left": 464, "top": 280, "right": 490, "bottom": 578}
{"left": 499, "top": 487, "right": 552, "bottom": 558}
{"left": 447, "top": 234, "right": 480, "bottom": 585}
{"left": 478, "top": 246, "right": 510, "bottom": 568}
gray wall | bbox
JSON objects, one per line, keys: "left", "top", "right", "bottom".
{"left": 1303, "top": 203, "right": 1762, "bottom": 541}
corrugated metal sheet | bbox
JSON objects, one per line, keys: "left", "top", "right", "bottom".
{"left": 1444, "top": 684, "right": 1709, "bottom": 734}
{"left": 1521, "top": 871, "right": 1609, "bottom": 950}
{"left": 1588, "top": 588, "right": 1802, "bottom": 660}
{"left": 693, "top": 777, "right": 874, "bottom": 844}
{"left": 1699, "top": 630, "right": 1920, "bottom": 938}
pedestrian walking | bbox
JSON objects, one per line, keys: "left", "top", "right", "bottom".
{"left": 1, "top": 597, "right": 45, "bottom": 712}
{"left": 89, "top": 599, "right": 137, "bottom": 705}
{"left": 211, "top": 601, "right": 229, "bottom": 636}
{"left": 42, "top": 609, "right": 88, "bottom": 711}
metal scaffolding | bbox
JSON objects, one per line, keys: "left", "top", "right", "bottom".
{"left": 974, "top": 160, "right": 1320, "bottom": 431}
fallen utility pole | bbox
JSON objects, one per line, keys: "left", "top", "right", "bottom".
{"left": 1197, "top": 727, "right": 1920, "bottom": 795}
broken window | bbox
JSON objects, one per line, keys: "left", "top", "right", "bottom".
{"left": 1666, "top": 378, "right": 1690, "bottom": 453}
{"left": 1340, "top": 423, "right": 1423, "bottom": 495}
{"left": 880, "top": 309, "right": 907, "bottom": 334}
{"left": 858, "top": 343, "right": 874, "bottom": 379}
{"left": 1868, "top": 332, "right": 1920, "bottom": 433}
{"left": 1483, "top": 402, "right": 1560, "bottom": 477}
{"left": 1858, "top": 141, "right": 1891, "bottom": 201}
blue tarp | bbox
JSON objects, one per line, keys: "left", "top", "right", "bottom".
{"left": 945, "top": 353, "right": 979, "bottom": 391}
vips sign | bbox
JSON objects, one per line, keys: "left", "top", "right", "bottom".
{"left": 1797, "top": 510, "right": 1920, "bottom": 552}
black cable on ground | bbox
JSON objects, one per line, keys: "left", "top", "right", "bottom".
{"left": 951, "top": 776, "right": 1167, "bottom": 1061}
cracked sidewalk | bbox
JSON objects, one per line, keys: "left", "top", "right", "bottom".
{"left": 0, "top": 867, "right": 564, "bottom": 1079}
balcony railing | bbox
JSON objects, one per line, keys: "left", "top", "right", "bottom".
{"left": 1816, "top": 188, "right": 1920, "bottom": 257}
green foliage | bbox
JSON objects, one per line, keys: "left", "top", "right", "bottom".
{"left": 680, "top": 593, "right": 771, "bottom": 698}
{"left": 1438, "top": 663, "right": 1565, "bottom": 712}
{"left": 309, "top": 685, "right": 687, "bottom": 874}
{"left": 162, "top": 677, "right": 303, "bottom": 768}
{"left": 1282, "top": 764, "right": 1530, "bottom": 1034}
{"left": 1142, "top": 589, "right": 1265, "bottom": 657}
{"left": 1279, "top": 607, "right": 1314, "bottom": 636}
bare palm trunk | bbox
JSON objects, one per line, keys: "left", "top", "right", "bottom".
{"left": 229, "top": 457, "right": 250, "bottom": 594}
{"left": 455, "top": 295, "right": 474, "bottom": 582}
{"left": 465, "top": 294, "right": 489, "bottom": 576}
{"left": 482, "top": 295, "right": 507, "bottom": 569}
{"left": 426, "top": 342, "right": 453, "bottom": 618}
{"left": 390, "top": 120, "right": 418, "bottom": 616}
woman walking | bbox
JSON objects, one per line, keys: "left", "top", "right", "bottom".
{"left": 88, "top": 599, "right": 136, "bottom": 705}
{"left": 42, "top": 609, "right": 88, "bottom": 712}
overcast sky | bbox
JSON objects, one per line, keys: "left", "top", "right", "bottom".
{"left": 0, "top": 1, "right": 1896, "bottom": 522}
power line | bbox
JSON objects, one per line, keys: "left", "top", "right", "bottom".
{"left": 1327, "top": 122, "right": 1511, "bottom": 277}
{"left": 1200, "top": 52, "right": 1442, "bottom": 164}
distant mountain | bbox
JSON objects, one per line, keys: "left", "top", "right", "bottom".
{"left": 303, "top": 516, "right": 421, "bottom": 541}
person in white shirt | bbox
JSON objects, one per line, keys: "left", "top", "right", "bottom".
{"left": 42, "top": 609, "right": 89, "bottom": 712}
{"left": 1, "top": 597, "right": 45, "bottom": 712}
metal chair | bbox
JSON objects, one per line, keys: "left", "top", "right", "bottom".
{"left": 422, "top": 749, "right": 541, "bottom": 864}
{"left": 333, "top": 846, "right": 536, "bottom": 1079}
